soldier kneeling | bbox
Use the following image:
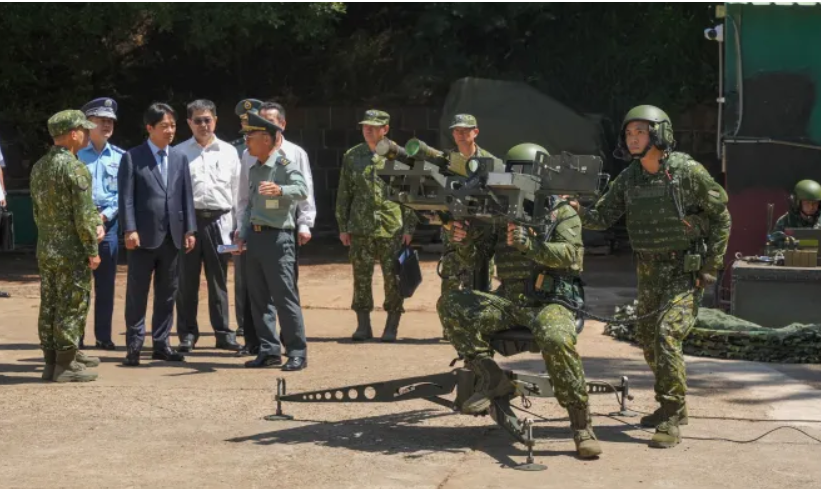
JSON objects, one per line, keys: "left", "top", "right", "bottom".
{"left": 437, "top": 143, "right": 602, "bottom": 459}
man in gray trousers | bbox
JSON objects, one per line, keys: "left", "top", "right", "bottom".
{"left": 233, "top": 112, "right": 309, "bottom": 371}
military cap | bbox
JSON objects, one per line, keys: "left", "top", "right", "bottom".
{"left": 47, "top": 110, "right": 96, "bottom": 138}
{"left": 241, "top": 111, "right": 283, "bottom": 137}
{"left": 449, "top": 114, "right": 478, "bottom": 129}
{"left": 235, "top": 98, "right": 264, "bottom": 118}
{"left": 359, "top": 109, "right": 390, "bottom": 126}
{"left": 81, "top": 97, "right": 118, "bottom": 120}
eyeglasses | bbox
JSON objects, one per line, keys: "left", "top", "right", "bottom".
{"left": 192, "top": 117, "right": 214, "bottom": 126}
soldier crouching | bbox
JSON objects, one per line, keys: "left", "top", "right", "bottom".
{"left": 437, "top": 143, "right": 602, "bottom": 460}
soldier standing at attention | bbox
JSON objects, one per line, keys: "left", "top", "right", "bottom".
{"left": 30, "top": 110, "right": 104, "bottom": 382}
{"left": 571, "top": 105, "right": 731, "bottom": 448}
{"left": 335, "top": 110, "right": 417, "bottom": 342}
{"left": 78, "top": 97, "right": 124, "bottom": 351}
{"left": 438, "top": 114, "right": 497, "bottom": 339}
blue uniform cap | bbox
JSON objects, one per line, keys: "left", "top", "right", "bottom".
{"left": 81, "top": 97, "right": 118, "bottom": 121}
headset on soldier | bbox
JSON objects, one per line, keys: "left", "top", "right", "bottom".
{"left": 614, "top": 105, "right": 676, "bottom": 162}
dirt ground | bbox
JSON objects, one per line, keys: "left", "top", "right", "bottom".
{"left": 0, "top": 241, "right": 819, "bottom": 489}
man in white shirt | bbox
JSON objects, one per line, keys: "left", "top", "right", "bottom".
{"left": 234, "top": 101, "right": 316, "bottom": 356}
{"left": 175, "top": 99, "right": 242, "bottom": 352}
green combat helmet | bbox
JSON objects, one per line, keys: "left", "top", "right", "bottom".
{"left": 616, "top": 104, "right": 675, "bottom": 161}
{"left": 503, "top": 143, "right": 550, "bottom": 170}
{"left": 792, "top": 179, "right": 821, "bottom": 203}
{"left": 790, "top": 179, "right": 821, "bottom": 217}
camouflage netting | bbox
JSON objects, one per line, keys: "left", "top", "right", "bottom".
{"left": 604, "top": 302, "right": 821, "bottom": 364}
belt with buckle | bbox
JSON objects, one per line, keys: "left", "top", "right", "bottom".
{"left": 196, "top": 209, "right": 229, "bottom": 219}
{"left": 252, "top": 224, "right": 282, "bottom": 232}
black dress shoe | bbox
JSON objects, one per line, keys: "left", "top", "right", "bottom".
{"left": 178, "top": 338, "right": 194, "bottom": 353}
{"left": 282, "top": 356, "right": 307, "bottom": 372}
{"left": 152, "top": 347, "right": 185, "bottom": 362}
{"left": 95, "top": 340, "right": 116, "bottom": 351}
{"left": 123, "top": 350, "right": 140, "bottom": 367}
{"left": 235, "top": 345, "right": 260, "bottom": 357}
{"left": 244, "top": 354, "right": 282, "bottom": 368}
{"left": 237, "top": 327, "right": 245, "bottom": 337}
{"left": 215, "top": 336, "right": 242, "bottom": 351}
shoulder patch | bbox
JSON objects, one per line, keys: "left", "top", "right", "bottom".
{"left": 69, "top": 164, "right": 92, "bottom": 192}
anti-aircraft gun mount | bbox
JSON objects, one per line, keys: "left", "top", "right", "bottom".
{"left": 375, "top": 138, "right": 611, "bottom": 225}
{"left": 263, "top": 139, "right": 632, "bottom": 470}
{"left": 267, "top": 329, "right": 636, "bottom": 472}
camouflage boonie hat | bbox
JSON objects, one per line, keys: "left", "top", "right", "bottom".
{"left": 359, "top": 109, "right": 390, "bottom": 126}
{"left": 449, "top": 114, "right": 477, "bottom": 129}
{"left": 47, "top": 110, "right": 96, "bottom": 138}
{"left": 235, "top": 98, "right": 264, "bottom": 118}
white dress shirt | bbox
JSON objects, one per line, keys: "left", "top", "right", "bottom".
{"left": 236, "top": 137, "right": 316, "bottom": 234}
{"left": 176, "top": 136, "right": 241, "bottom": 244}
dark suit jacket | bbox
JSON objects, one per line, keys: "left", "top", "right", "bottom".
{"left": 118, "top": 141, "right": 196, "bottom": 250}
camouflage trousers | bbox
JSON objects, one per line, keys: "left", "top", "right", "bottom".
{"left": 440, "top": 230, "right": 493, "bottom": 296}
{"left": 438, "top": 289, "right": 589, "bottom": 409}
{"left": 349, "top": 235, "right": 404, "bottom": 313}
{"left": 38, "top": 261, "right": 92, "bottom": 351}
{"left": 635, "top": 260, "right": 703, "bottom": 406}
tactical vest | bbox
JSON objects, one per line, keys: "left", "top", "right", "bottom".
{"left": 492, "top": 221, "right": 580, "bottom": 303}
{"left": 624, "top": 169, "right": 693, "bottom": 253}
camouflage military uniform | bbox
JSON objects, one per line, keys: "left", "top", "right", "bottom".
{"left": 773, "top": 210, "right": 820, "bottom": 232}
{"left": 439, "top": 145, "right": 497, "bottom": 297}
{"left": 31, "top": 146, "right": 101, "bottom": 352}
{"left": 439, "top": 202, "right": 589, "bottom": 409}
{"left": 335, "top": 142, "right": 417, "bottom": 314}
{"left": 439, "top": 197, "right": 602, "bottom": 458}
{"left": 581, "top": 152, "right": 731, "bottom": 409}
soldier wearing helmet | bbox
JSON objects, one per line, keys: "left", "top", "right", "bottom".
{"left": 773, "top": 179, "right": 820, "bottom": 233}
{"left": 570, "top": 105, "right": 732, "bottom": 449}
{"left": 438, "top": 143, "right": 603, "bottom": 460}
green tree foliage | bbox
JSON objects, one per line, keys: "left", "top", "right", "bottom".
{"left": 0, "top": 3, "right": 716, "bottom": 168}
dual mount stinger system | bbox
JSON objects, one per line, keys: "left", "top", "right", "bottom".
{"left": 268, "top": 138, "right": 632, "bottom": 471}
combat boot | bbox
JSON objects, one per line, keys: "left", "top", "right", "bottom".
{"left": 41, "top": 349, "right": 56, "bottom": 381}
{"left": 568, "top": 405, "right": 603, "bottom": 458}
{"left": 649, "top": 401, "right": 684, "bottom": 448}
{"left": 52, "top": 349, "right": 98, "bottom": 383}
{"left": 380, "top": 312, "right": 402, "bottom": 342}
{"left": 352, "top": 311, "right": 373, "bottom": 341}
{"left": 640, "top": 402, "right": 689, "bottom": 427}
{"left": 462, "top": 357, "right": 515, "bottom": 414}
{"left": 75, "top": 350, "right": 101, "bottom": 368}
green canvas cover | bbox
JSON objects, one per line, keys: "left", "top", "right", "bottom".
{"left": 438, "top": 77, "right": 606, "bottom": 160}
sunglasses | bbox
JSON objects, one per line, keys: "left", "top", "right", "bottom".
{"left": 192, "top": 117, "right": 214, "bottom": 126}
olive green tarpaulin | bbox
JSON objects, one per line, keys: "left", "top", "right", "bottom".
{"left": 604, "top": 304, "right": 821, "bottom": 364}
{"left": 438, "top": 77, "right": 607, "bottom": 162}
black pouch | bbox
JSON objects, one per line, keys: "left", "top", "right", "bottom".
{"left": 0, "top": 207, "right": 14, "bottom": 251}
{"left": 396, "top": 245, "right": 423, "bottom": 298}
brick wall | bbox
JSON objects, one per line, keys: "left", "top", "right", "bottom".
{"left": 283, "top": 106, "right": 441, "bottom": 235}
